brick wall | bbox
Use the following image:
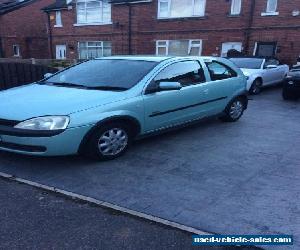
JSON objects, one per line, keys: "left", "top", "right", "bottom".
{"left": 0, "top": 0, "right": 55, "bottom": 59}
{"left": 45, "top": 0, "right": 300, "bottom": 64}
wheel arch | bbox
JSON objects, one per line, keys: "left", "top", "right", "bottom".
{"left": 228, "top": 92, "right": 249, "bottom": 110}
{"left": 78, "top": 115, "right": 141, "bottom": 154}
{"left": 254, "top": 76, "right": 263, "bottom": 85}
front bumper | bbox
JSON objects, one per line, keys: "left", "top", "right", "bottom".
{"left": 0, "top": 125, "right": 93, "bottom": 156}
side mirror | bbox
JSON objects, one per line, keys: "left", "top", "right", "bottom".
{"left": 266, "top": 65, "right": 277, "bottom": 69}
{"left": 158, "top": 81, "right": 182, "bottom": 91}
{"left": 44, "top": 73, "right": 53, "bottom": 78}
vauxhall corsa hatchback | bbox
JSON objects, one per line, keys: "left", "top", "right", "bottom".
{"left": 0, "top": 56, "right": 248, "bottom": 160}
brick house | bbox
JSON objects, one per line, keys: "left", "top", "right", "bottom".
{"left": 42, "top": 0, "right": 300, "bottom": 64}
{"left": 0, "top": 0, "right": 55, "bottom": 58}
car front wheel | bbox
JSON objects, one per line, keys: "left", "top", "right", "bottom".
{"left": 249, "top": 79, "right": 262, "bottom": 95}
{"left": 220, "top": 97, "right": 245, "bottom": 122}
{"left": 83, "top": 122, "right": 132, "bottom": 160}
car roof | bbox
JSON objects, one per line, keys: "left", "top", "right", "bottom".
{"left": 95, "top": 55, "right": 217, "bottom": 63}
{"left": 228, "top": 56, "right": 267, "bottom": 60}
{"left": 95, "top": 56, "right": 173, "bottom": 62}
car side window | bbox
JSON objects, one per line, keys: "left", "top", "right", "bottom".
{"left": 153, "top": 61, "right": 206, "bottom": 87}
{"left": 205, "top": 61, "right": 237, "bottom": 81}
{"left": 264, "top": 59, "right": 279, "bottom": 67}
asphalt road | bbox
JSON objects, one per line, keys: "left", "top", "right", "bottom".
{"left": 0, "top": 87, "right": 299, "bottom": 249}
{"left": 0, "top": 178, "right": 259, "bottom": 250}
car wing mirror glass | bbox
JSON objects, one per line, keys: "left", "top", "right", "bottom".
{"left": 158, "top": 81, "right": 182, "bottom": 91}
{"left": 44, "top": 73, "right": 53, "bottom": 78}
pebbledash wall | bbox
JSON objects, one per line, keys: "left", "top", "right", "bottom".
{"left": 0, "top": 0, "right": 55, "bottom": 59}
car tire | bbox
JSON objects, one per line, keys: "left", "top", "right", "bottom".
{"left": 220, "top": 97, "right": 245, "bottom": 122}
{"left": 282, "top": 86, "right": 297, "bottom": 100}
{"left": 83, "top": 122, "right": 133, "bottom": 161}
{"left": 249, "top": 78, "right": 262, "bottom": 95}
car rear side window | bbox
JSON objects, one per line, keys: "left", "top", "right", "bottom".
{"left": 264, "top": 59, "right": 279, "bottom": 67}
{"left": 154, "top": 61, "right": 206, "bottom": 87}
{"left": 205, "top": 61, "right": 237, "bottom": 81}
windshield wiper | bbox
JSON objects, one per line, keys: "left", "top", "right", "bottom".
{"left": 86, "top": 86, "right": 128, "bottom": 91}
{"left": 38, "top": 82, "right": 128, "bottom": 91}
{"left": 39, "top": 82, "right": 88, "bottom": 89}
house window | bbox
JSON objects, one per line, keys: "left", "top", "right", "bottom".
{"left": 76, "top": 0, "right": 111, "bottom": 24}
{"left": 13, "top": 45, "right": 20, "bottom": 57}
{"left": 230, "top": 0, "right": 241, "bottom": 15}
{"left": 156, "top": 40, "right": 202, "bottom": 56}
{"left": 158, "top": 0, "right": 206, "bottom": 19}
{"left": 78, "top": 41, "right": 111, "bottom": 59}
{"left": 55, "top": 11, "right": 62, "bottom": 27}
{"left": 262, "top": 0, "right": 278, "bottom": 16}
{"left": 266, "top": 0, "right": 277, "bottom": 13}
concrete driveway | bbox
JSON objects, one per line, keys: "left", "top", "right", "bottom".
{"left": 0, "top": 87, "right": 299, "bottom": 249}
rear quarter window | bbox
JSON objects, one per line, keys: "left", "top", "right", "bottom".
{"left": 205, "top": 61, "right": 237, "bottom": 81}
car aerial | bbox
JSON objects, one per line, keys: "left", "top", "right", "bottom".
{"left": 0, "top": 56, "right": 248, "bottom": 160}
{"left": 229, "top": 57, "right": 289, "bottom": 95}
{"left": 282, "top": 65, "right": 300, "bottom": 100}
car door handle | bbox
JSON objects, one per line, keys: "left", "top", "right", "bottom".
{"left": 203, "top": 89, "right": 209, "bottom": 94}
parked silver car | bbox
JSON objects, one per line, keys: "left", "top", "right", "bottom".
{"left": 229, "top": 57, "right": 289, "bottom": 94}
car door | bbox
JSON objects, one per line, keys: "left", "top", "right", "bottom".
{"left": 262, "top": 59, "right": 281, "bottom": 85}
{"left": 143, "top": 60, "right": 212, "bottom": 132}
{"left": 204, "top": 59, "right": 241, "bottom": 108}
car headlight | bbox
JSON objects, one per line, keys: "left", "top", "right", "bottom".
{"left": 14, "top": 116, "right": 70, "bottom": 130}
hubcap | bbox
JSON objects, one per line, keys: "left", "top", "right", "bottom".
{"left": 229, "top": 100, "right": 243, "bottom": 119}
{"left": 98, "top": 128, "right": 128, "bottom": 156}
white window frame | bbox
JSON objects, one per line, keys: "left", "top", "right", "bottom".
{"left": 54, "top": 11, "right": 63, "bottom": 27}
{"left": 230, "top": 0, "right": 241, "bottom": 15}
{"left": 261, "top": 0, "right": 278, "bottom": 16}
{"left": 157, "top": 0, "right": 206, "bottom": 19}
{"left": 156, "top": 40, "right": 169, "bottom": 55}
{"left": 75, "top": 0, "right": 112, "bottom": 26}
{"left": 156, "top": 39, "right": 202, "bottom": 56}
{"left": 188, "top": 40, "right": 202, "bottom": 55}
{"left": 12, "top": 44, "right": 20, "bottom": 57}
{"left": 78, "top": 41, "right": 111, "bottom": 59}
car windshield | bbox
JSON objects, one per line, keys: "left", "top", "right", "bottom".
{"left": 291, "top": 65, "right": 300, "bottom": 71}
{"left": 42, "top": 59, "right": 158, "bottom": 90}
{"left": 229, "top": 58, "right": 263, "bottom": 69}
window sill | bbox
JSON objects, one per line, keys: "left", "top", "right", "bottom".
{"left": 157, "top": 16, "right": 207, "bottom": 21}
{"left": 261, "top": 12, "right": 279, "bottom": 16}
{"left": 74, "top": 22, "right": 112, "bottom": 26}
{"left": 227, "top": 14, "right": 241, "bottom": 18}
{"left": 54, "top": 25, "right": 63, "bottom": 28}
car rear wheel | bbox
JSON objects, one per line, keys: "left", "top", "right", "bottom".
{"left": 83, "top": 122, "right": 133, "bottom": 160}
{"left": 220, "top": 97, "right": 245, "bottom": 122}
{"left": 250, "top": 79, "right": 262, "bottom": 95}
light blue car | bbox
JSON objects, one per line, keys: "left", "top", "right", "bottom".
{"left": 0, "top": 56, "right": 248, "bottom": 160}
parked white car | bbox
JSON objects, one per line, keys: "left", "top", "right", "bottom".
{"left": 229, "top": 57, "right": 289, "bottom": 94}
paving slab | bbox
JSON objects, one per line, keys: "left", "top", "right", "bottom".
{"left": 0, "top": 87, "right": 299, "bottom": 249}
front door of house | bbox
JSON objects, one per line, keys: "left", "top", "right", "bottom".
{"left": 221, "top": 42, "right": 242, "bottom": 57}
{"left": 56, "top": 45, "right": 66, "bottom": 59}
{"left": 255, "top": 42, "right": 277, "bottom": 58}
